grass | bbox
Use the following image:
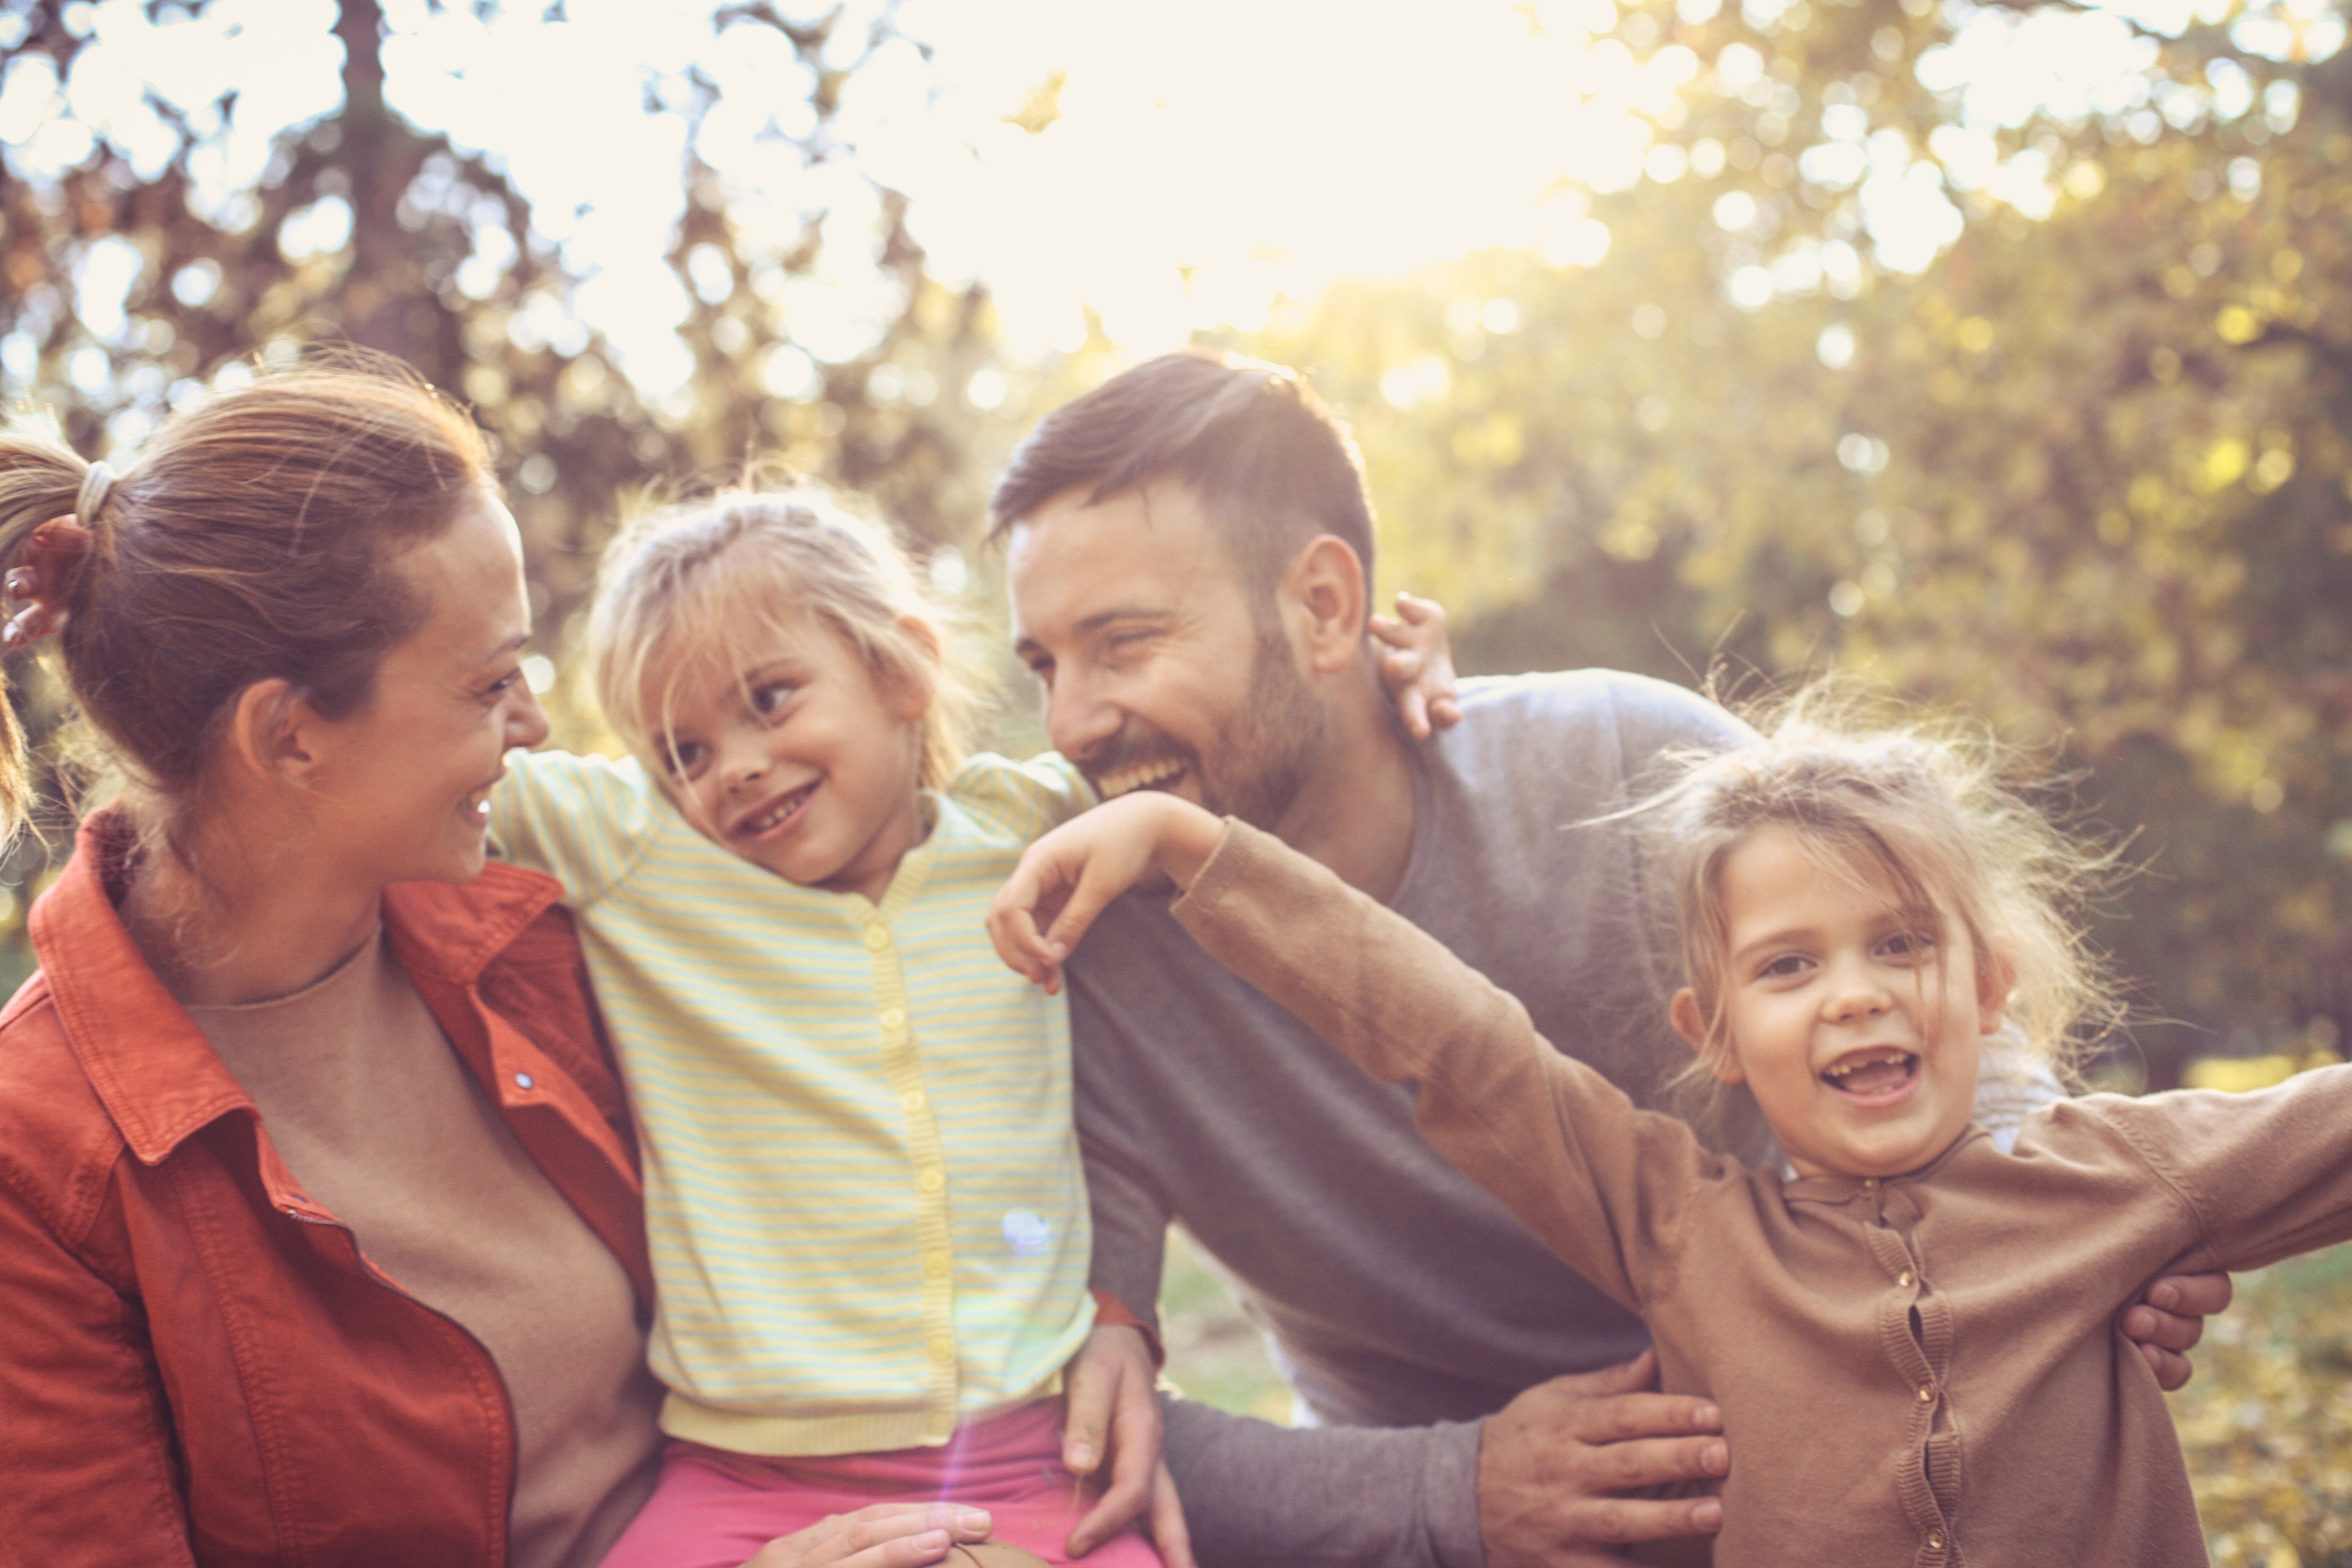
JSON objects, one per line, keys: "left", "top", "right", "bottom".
{"left": 1158, "top": 1228, "right": 2352, "bottom": 1558}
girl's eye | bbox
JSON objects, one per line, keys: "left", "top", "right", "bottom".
{"left": 1881, "top": 931, "right": 1935, "bottom": 962}
{"left": 1759, "top": 953, "right": 1811, "bottom": 980}
{"left": 663, "top": 740, "right": 708, "bottom": 778}
{"left": 752, "top": 681, "right": 797, "bottom": 717}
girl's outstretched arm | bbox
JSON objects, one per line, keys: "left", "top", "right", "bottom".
{"left": 988, "top": 792, "right": 1222, "bottom": 995}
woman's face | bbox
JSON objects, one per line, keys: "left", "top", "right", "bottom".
{"left": 298, "top": 491, "right": 549, "bottom": 887}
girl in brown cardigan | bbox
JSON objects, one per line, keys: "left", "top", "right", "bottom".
{"left": 988, "top": 697, "right": 2352, "bottom": 1567}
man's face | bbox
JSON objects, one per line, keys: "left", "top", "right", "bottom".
{"left": 1007, "top": 478, "right": 1325, "bottom": 830}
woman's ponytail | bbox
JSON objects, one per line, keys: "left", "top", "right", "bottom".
{"left": 0, "top": 436, "right": 104, "bottom": 845}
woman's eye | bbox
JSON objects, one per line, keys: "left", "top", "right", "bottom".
{"left": 485, "top": 669, "right": 522, "bottom": 696}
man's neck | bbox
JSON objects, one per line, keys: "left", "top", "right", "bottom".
{"left": 1269, "top": 670, "right": 1418, "bottom": 902}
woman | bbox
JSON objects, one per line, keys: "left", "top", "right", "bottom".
{"left": 0, "top": 360, "right": 996, "bottom": 1568}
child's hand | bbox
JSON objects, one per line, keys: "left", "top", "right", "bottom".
{"left": 1369, "top": 590, "right": 1462, "bottom": 740}
{"left": 989, "top": 793, "right": 1222, "bottom": 995}
{"left": 1061, "top": 1325, "right": 1196, "bottom": 1567}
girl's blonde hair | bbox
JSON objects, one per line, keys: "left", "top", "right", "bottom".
{"left": 1646, "top": 683, "right": 2123, "bottom": 1090}
{"left": 586, "top": 489, "right": 983, "bottom": 792}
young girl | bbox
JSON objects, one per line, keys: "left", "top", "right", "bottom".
{"left": 990, "top": 691, "right": 2352, "bottom": 1567}
{"left": 489, "top": 489, "right": 1453, "bottom": 1568}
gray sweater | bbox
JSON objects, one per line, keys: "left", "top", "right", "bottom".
{"left": 1067, "top": 671, "right": 1755, "bottom": 1567}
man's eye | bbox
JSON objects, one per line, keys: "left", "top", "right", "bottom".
{"left": 485, "top": 669, "right": 522, "bottom": 696}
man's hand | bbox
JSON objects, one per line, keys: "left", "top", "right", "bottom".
{"left": 1369, "top": 591, "right": 1462, "bottom": 740}
{"left": 1479, "top": 1351, "right": 1727, "bottom": 1568}
{"left": 1061, "top": 1324, "right": 1195, "bottom": 1568}
{"left": 2120, "top": 1271, "right": 2233, "bottom": 1391}
{"left": 742, "top": 1502, "right": 993, "bottom": 1568}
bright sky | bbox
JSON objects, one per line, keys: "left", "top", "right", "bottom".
{"left": 1, "top": 0, "right": 2341, "bottom": 397}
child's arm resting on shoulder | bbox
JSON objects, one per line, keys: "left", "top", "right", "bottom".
{"left": 987, "top": 792, "right": 1222, "bottom": 996}
{"left": 1180, "top": 817, "right": 1715, "bottom": 1310}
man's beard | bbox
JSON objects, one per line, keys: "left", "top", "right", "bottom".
{"left": 1081, "top": 625, "right": 1327, "bottom": 832}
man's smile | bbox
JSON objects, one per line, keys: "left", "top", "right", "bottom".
{"left": 1096, "top": 757, "right": 1187, "bottom": 798}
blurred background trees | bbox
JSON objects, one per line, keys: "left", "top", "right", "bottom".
{"left": 10, "top": 0, "right": 2341, "bottom": 1085}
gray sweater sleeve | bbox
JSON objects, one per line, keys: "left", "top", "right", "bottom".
{"left": 1164, "top": 1395, "right": 1486, "bottom": 1568}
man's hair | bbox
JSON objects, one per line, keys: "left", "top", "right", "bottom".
{"left": 986, "top": 349, "right": 1375, "bottom": 607}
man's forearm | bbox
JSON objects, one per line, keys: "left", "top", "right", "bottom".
{"left": 1162, "top": 1395, "right": 1483, "bottom": 1568}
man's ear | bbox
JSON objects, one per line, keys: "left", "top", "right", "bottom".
{"left": 1670, "top": 988, "right": 1745, "bottom": 1084}
{"left": 222, "top": 679, "right": 324, "bottom": 790}
{"left": 1977, "top": 946, "right": 2017, "bottom": 1037}
{"left": 1279, "top": 536, "right": 1369, "bottom": 676}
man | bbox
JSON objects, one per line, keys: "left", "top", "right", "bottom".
{"left": 990, "top": 351, "right": 2228, "bottom": 1567}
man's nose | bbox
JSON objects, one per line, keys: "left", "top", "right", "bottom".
{"left": 1045, "top": 667, "right": 1123, "bottom": 761}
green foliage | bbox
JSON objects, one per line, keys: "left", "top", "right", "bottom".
{"left": 2173, "top": 1246, "right": 2352, "bottom": 1566}
{"left": 1241, "top": 0, "right": 2352, "bottom": 1085}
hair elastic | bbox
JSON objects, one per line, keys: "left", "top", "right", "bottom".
{"left": 76, "top": 462, "right": 115, "bottom": 529}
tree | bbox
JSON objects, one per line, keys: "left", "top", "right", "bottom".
{"left": 0, "top": 0, "right": 1027, "bottom": 984}
{"left": 1241, "top": 0, "right": 2351, "bottom": 1084}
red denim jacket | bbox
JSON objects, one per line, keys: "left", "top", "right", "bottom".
{"left": 0, "top": 814, "right": 650, "bottom": 1567}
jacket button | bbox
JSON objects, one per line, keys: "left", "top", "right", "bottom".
{"left": 513, "top": 1072, "right": 534, "bottom": 1090}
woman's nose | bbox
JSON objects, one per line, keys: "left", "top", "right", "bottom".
{"left": 508, "top": 686, "right": 552, "bottom": 751}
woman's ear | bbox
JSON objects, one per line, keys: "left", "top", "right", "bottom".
{"left": 222, "top": 679, "right": 321, "bottom": 790}
{"left": 1670, "top": 988, "right": 1746, "bottom": 1084}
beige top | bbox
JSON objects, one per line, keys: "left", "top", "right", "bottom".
{"left": 1173, "top": 820, "right": 2352, "bottom": 1568}
{"left": 187, "top": 932, "right": 662, "bottom": 1568}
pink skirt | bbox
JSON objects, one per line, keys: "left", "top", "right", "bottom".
{"left": 596, "top": 1398, "right": 1163, "bottom": 1568}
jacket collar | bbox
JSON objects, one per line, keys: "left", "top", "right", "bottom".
{"left": 31, "top": 811, "right": 565, "bottom": 1166}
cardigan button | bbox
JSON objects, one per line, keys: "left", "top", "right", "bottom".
{"left": 1917, "top": 1383, "right": 1935, "bottom": 1402}
{"left": 1898, "top": 1270, "right": 1915, "bottom": 1288}
{"left": 1927, "top": 1530, "right": 1946, "bottom": 1550}
{"left": 864, "top": 924, "right": 891, "bottom": 951}
{"left": 513, "top": 1072, "right": 534, "bottom": 1091}
{"left": 879, "top": 1006, "right": 907, "bottom": 1031}
{"left": 916, "top": 1166, "right": 945, "bottom": 1194}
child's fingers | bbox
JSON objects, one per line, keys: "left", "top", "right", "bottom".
{"left": 1396, "top": 687, "right": 1431, "bottom": 741}
{"left": 1429, "top": 693, "right": 1462, "bottom": 732}
{"left": 986, "top": 864, "right": 1067, "bottom": 986}
{"left": 1040, "top": 861, "right": 1122, "bottom": 958}
{"left": 1392, "top": 590, "right": 1443, "bottom": 627}
{"left": 1146, "top": 1458, "right": 1198, "bottom": 1568}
